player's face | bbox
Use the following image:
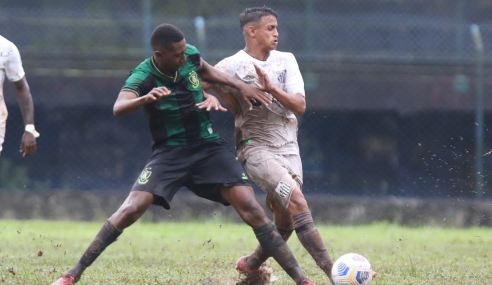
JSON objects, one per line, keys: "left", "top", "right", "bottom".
{"left": 155, "top": 39, "right": 187, "bottom": 72}
{"left": 255, "top": 15, "right": 279, "bottom": 51}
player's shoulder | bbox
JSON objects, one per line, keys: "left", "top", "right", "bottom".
{"left": 218, "top": 50, "right": 244, "bottom": 63}
{"left": 270, "top": 50, "right": 296, "bottom": 61}
{"left": 185, "top": 44, "right": 199, "bottom": 56}
{"left": 215, "top": 50, "right": 245, "bottom": 70}
{"left": 128, "top": 58, "right": 152, "bottom": 77}
{"left": 0, "top": 35, "right": 19, "bottom": 51}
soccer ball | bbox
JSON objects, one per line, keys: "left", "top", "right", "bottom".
{"left": 331, "top": 253, "right": 373, "bottom": 285}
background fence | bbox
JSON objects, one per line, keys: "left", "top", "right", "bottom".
{"left": 1, "top": 0, "right": 492, "bottom": 199}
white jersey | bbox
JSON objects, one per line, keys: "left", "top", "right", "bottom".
{"left": 214, "top": 50, "right": 305, "bottom": 161}
{"left": 0, "top": 35, "right": 25, "bottom": 154}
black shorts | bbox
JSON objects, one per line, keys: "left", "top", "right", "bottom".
{"left": 131, "top": 137, "right": 251, "bottom": 209}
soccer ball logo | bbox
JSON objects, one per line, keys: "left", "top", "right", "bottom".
{"left": 331, "top": 253, "right": 373, "bottom": 285}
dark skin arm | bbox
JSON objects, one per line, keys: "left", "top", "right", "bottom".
{"left": 13, "top": 76, "right": 36, "bottom": 157}
{"left": 198, "top": 58, "right": 272, "bottom": 110}
{"left": 113, "top": 87, "right": 171, "bottom": 117}
{"left": 253, "top": 63, "right": 306, "bottom": 117}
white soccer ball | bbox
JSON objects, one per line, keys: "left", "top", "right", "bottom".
{"left": 331, "top": 253, "right": 373, "bottom": 285}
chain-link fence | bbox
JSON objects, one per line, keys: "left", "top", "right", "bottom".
{"left": 1, "top": 0, "right": 492, "bottom": 199}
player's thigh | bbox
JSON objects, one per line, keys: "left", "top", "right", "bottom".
{"left": 245, "top": 151, "right": 301, "bottom": 209}
{"left": 181, "top": 138, "right": 251, "bottom": 208}
{"left": 132, "top": 146, "right": 193, "bottom": 209}
{"left": 109, "top": 190, "right": 154, "bottom": 229}
{"left": 220, "top": 185, "right": 269, "bottom": 228}
{"left": 191, "top": 138, "right": 250, "bottom": 184}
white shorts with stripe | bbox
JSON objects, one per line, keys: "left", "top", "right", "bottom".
{"left": 244, "top": 150, "right": 303, "bottom": 209}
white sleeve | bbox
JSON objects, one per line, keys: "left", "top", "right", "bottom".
{"left": 284, "top": 53, "right": 305, "bottom": 97}
{"left": 5, "top": 43, "right": 25, "bottom": 82}
{"left": 214, "top": 57, "right": 236, "bottom": 77}
{"left": 213, "top": 57, "right": 238, "bottom": 93}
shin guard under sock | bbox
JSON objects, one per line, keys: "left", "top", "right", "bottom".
{"left": 293, "top": 211, "right": 334, "bottom": 280}
{"left": 67, "top": 220, "right": 122, "bottom": 281}
{"left": 246, "top": 226, "right": 293, "bottom": 270}
{"left": 253, "top": 222, "right": 305, "bottom": 283}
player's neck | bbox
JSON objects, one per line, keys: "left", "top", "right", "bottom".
{"left": 243, "top": 46, "right": 270, "bottom": 61}
{"left": 152, "top": 56, "right": 178, "bottom": 77}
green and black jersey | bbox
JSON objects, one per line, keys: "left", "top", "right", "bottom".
{"left": 122, "top": 44, "right": 220, "bottom": 148}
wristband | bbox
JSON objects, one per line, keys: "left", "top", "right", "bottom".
{"left": 25, "top": 124, "right": 40, "bottom": 138}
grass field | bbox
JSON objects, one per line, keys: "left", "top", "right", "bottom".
{"left": 0, "top": 219, "right": 491, "bottom": 285}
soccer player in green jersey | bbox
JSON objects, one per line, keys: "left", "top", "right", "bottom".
{"left": 51, "top": 24, "right": 317, "bottom": 285}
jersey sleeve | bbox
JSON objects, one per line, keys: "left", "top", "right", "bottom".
{"left": 5, "top": 43, "right": 25, "bottom": 82}
{"left": 284, "top": 53, "right": 305, "bottom": 97}
{"left": 121, "top": 70, "right": 156, "bottom": 97}
{"left": 212, "top": 56, "right": 238, "bottom": 93}
{"left": 185, "top": 44, "right": 201, "bottom": 70}
{"left": 215, "top": 57, "right": 236, "bottom": 77}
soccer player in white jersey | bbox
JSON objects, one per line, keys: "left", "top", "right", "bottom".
{"left": 203, "top": 6, "right": 335, "bottom": 285}
{"left": 0, "top": 35, "right": 39, "bottom": 157}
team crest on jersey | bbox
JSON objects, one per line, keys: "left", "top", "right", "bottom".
{"left": 138, "top": 167, "right": 152, "bottom": 184}
{"left": 188, "top": 71, "right": 200, "bottom": 89}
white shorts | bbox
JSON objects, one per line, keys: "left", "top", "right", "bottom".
{"left": 0, "top": 99, "right": 7, "bottom": 155}
{"left": 244, "top": 151, "right": 303, "bottom": 209}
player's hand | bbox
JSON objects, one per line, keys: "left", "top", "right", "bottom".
{"left": 237, "top": 81, "right": 272, "bottom": 111}
{"left": 253, "top": 62, "right": 274, "bottom": 93}
{"left": 196, "top": 90, "right": 227, "bottom": 112}
{"left": 20, "top": 132, "right": 37, "bottom": 157}
{"left": 145, "top": 87, "right": 171, "bottom": 103}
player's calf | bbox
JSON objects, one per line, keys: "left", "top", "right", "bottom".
{"left": 66, "top": 220, "right": 122, "bottom": 282}
{"left": 253, "top": 222, "right": 307, "bottom": 284}
{"left": 293, "top": 210, "right": 334, "bottom": 283}
{"left": 242, "top": 226, "right": 293, "bottom": 270}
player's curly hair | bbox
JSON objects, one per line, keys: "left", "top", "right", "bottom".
{"left": 150, "top": 23, "right": 184, "bottom": 50}
{"left": 239, "top": 6, "right": 277, "bottom": 29}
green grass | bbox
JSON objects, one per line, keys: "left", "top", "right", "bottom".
{"left": 0, "top": 219, "right": 491, "bottom": 284}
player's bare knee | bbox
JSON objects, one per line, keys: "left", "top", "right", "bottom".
{"left": 245, "top": 200, "right": 266, "bottom": 219}
{"left": 288, "top": 189, "right": 309, "bottom": 213}
{"left": 117, "top": 203, "right": 145, "bottom": 223}
{"left": 240, "top": 200, "right": 269, "bottom": 226}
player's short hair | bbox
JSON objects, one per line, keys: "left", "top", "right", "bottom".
{"left": 239, "top": 6, "right": 278, "bottom": 29}
{"left": 150, "top": 24, "right": 185, "bottom": 50}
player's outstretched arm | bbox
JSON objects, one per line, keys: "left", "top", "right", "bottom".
{"left": 113, "top": 87, "right": 170, "bottom": 117}
{"left": 253, "top": 63, "right": 306, "bottom": 116}
{"left": 14, "top": 76, "right": 37, "bottom": 157}
{"left": 196, "top": 89, "right": 227, "bottom": 112}
{"left": 198, "top": 58, "right": 272, "bottom": 110}
{"left": 201, "top": 80, "right": 239, "bottom": 116}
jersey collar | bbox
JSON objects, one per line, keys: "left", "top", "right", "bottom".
{"left": 151, "top": 57, "right": 178, "bottom": 82}
{"left": 240, "top": 49, "right": 270, "bottom": 62}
